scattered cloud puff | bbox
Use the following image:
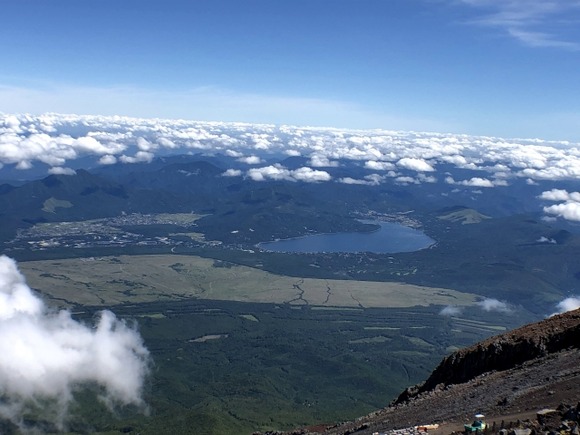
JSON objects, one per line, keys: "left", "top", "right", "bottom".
{"left": 309, "top": 154, "right": 339, "bottom": 168}
{"left": 246, "top": 165, "right": 331, "bottom": 183}
{"left": 47, "top": 167, "right": 76, "bottom": 175}
{"left": 237, "top": 155, "right": 262, "bottom": 165}
{"left": 440, "top": 305, "right": 463, "bottom": 316}
{"left": 552, "top": 296, "right": 580, "bottom": 316}
{"left": 440, "top": 298, "right": 512, "bottom": 316}
{"left": 445, "top": 176, "right": 497, "bottom": 188}
{"left": 0, "top": 255, "right": 149, "bottom": 430}
{"left": 119, "top": 151, "right": 154, "bottom": 164}
{"left": 2, "top": 113, "right": 580, "bottom": 193}
{"left": 539, "top": 189, "right": 580, "bottom": 221}
{"left": 477, "top": 298, "right": 512, "bottom": 313}
{"left": 98, "top": 154, "right": 117, "bottom": 165}
{"left": 222, "top": 168, "right": 243, "bottom": 177}
{"left": 536, "top": 236, "right": 556, "bottom": 244}
{"left": 365, "top": 160, "right": 395, "bottom": 171}
{"left": 397, "top": 157, "right": 435, "bottom": 172}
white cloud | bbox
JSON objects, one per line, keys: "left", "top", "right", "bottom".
{"left": 536, "top": 236, "right": 556, "bottom": 244}
{"left": 119, "top": 151, "right": 154, "bottom": 164}
{"left": 0, "top": 256, "right": 149, "bottom": 429}
{"left": 222, "top": 168, "right": 243, "bottom": 177}
{"left": 98, "top": 154, "right": 117, "bottom": 165}
{"left": 237, "top": 155, "right": 262, "bottom": 165}
{"left": 476, "top": 298, "right": 511, "bottom": 313}
{"left": 446, "top": 176, "right": 496, "bottom": 188}
{"left": 440, "top": 305, "right": 463, "bottom": 316}
{"left": 543, "top": 202, "right": 580, "bottom": 221}
{"left": 540, "top": 189, "right": 580, "bottom": 221}
{"left": 463, "top": 177, "right": 495, "bottom": 188}
{"left": 395, "top": 176, "right": 419, "bottom": 185}
{"left": 539, "top": 189, "right": 580, "bottom": 202}
{"left": 365, "top": 160, "right": 395, "bottom": 171}
{"left": 552, "top": 296, "right": 580, "bottom": 315}
{"left": 339, "top": 177, "right": 372, "bottom": 185}
{"left": 225, "top": 149, "right": 243, "bottom": 158}
{"left": 47, "top": 167, "right": 76, "bottom": 175}
{"left": 291, "top": 167, "right": 332, "bottom": 182}
{"left": 309, "top": 154, "right": 339, "bottom": 167}
{"left": 247, "top": 165, "right": 330, "bottom": 183}
{"left": 2, "top": 113, "right": 580, "bottom": 188}
{"left": 136, "top": 137, "right": 156, "bottom": 152}
{"left": 247, "top": 165, "right": 294, "bottom": 182}
{"left": 397, "top": 157, "right": 435, "bottom": 172}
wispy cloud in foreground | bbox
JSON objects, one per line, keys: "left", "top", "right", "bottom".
{"left": 458, "top": 0, "right": 580, "bottom": 50}
{"left": 550, "top": 296, "right": 580, "bottom": 316}
{"left": 0, "top": 255, "right": 149, "bottom": 430}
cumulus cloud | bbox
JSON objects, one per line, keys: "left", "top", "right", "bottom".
{"left": 47, "top": 167, "right": 76, "bottom": 175}
{"left": 364, "top": 160, "right": 395, "bottom": 171}
{"left": 539, "top": 189, "right": 580, "bottom": 202}
{"left": 0, "top": 255, "right": 149, "bottom": 429}
{"left": 246, "top": 165, "right": 330, "bottom": 183}
{"left": 309, "top": 154, "right": 339, "bottom": 167}
{"left": 292, "top": 166, "right": 332, "bottom": 182}
{"left": 539, "top": 189, "right": 580, "bottom": 221}
{"left": 543, "top": 202, "right": 580, "bottom": 221}
{"left": 397, "top": 157, "right": 435, "bottom": 172}
{"left": 445, "top": 176, "right": 497, "bottom": 188}
{"left": 222, "top": 168, "right": 243, "bottom": 177}
{"left": 339, "top": 177, "right": 371, "bottom": 185}
{"left": 237, "top": 155, "right": 262, "bottom": 165}
{"left": 247, "top": 165, "right": 293, "bottom": 182}
{"left": 476, "top": 298, "right": 511, "bottom": 313}
{"left": 119, "top": 151, "right": 154, "bottom": 164}
{"left": 395, "top": 176, "right": 419, "bottom": 185}
{"left": 98, "top": 154, "right": 117, "bottom": 165}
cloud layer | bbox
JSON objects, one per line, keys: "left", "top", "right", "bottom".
{"left": 0, "top": 255, "right": 149, "bottom": 429}
{"left": 2, "top": 112, "right": 580, "bottom": 220}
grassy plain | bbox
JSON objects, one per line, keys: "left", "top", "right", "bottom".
{"left": 20, "top": 254, "right": 479, "bottom": 309}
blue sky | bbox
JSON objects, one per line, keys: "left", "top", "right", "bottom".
{"left": 1, "top": 0, "right": 580, "bottom": 140}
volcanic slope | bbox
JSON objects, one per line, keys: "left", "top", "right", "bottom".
{"left": 273, "top": 308, "right": 580, "bottom": 435}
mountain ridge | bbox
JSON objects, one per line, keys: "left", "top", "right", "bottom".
{"left": 269, "top": 308, "right": 580, "bottom": 435}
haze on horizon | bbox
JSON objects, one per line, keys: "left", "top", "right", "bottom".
{"left": 1, "top": 0, "right": 580, "bottom": 141}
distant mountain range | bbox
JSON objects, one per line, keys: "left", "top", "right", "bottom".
{"left": 2, "top": 154, "right": 580, "bottom": 316}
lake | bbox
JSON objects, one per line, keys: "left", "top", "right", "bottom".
{"left": 257, "top": 221, "right": 435, "bottom": 254}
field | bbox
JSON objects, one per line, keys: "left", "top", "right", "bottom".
{"left": 20, "top": 254, "right": 479, "bottom": 309}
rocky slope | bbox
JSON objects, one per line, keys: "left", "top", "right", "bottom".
{"left": 269, "top": 308, "right": 580, "bottom": 435}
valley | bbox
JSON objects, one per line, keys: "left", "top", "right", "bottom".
{"left": 1, "top": 150, "right": 579, "bottom": 434}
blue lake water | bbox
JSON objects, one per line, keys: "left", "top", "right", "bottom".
{"left": 257, "top": 221, "right": 435, "bottom": 254}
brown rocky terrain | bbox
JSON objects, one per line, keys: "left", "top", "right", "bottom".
{"left": 264, "top": 308, "right": 580, "bottom": 435}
